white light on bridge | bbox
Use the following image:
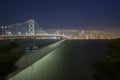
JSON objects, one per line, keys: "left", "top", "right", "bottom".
{"left": 53, "top": 37, "right": 57, "bottom": 39}
{"left": 18, "top": 32, "right": 21, "bottom": 35}
{"left": 8, "top": 32, "right": 11, "bottom": 35}
{"left": 26, "top": 33, "right": 28, "bottom": 35}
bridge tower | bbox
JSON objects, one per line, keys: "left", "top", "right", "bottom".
{"left": 28, "top": 19, "right": 36, "bottom": 47}
{"left": 28, "top": 19, "right": 35, "bottom": 36}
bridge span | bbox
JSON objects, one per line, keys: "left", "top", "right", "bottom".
{"left": 0, "top": 19, "right": 65, "bottom": 40}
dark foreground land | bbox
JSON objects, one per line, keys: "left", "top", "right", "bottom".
{"left": 93, "top": 39, "right": 120, "bottom": 80}
{"left": 1, "top": 39, "right": 120, "bottom": 80}
{"left": 11, "top": 39, "right": 114, "bottom": 80}
{"left": 0, "top": 39, "right": 59, "bottom": 80}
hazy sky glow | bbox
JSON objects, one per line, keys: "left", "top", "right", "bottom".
{"left": 0, "top": 0, "right": 120, "bottom": 31}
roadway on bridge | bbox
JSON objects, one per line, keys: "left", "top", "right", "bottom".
{"left": 10, "top": 40, "right": 112, "bottom": 80}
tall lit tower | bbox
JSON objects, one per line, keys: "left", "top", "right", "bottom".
{"left": 82, "top": 30, "right": 84, "bottom": 35}
{"left": 28, "top": 19, "right": 36, "bottom": 47}
{"left": 28, "top": 19, "right": 35, "bottom": 36}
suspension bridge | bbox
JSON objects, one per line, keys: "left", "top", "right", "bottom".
{"left": 0, "top": 19, "right": 64, "bottom": 40}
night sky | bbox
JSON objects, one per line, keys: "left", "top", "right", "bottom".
{"left": 0, "top": 0, "right": 120, "bottom": 32}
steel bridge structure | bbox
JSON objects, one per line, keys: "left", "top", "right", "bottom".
{"left": 0, "top": 19, "right": 63, "bottom": 40}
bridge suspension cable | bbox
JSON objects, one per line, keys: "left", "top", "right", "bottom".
{"left": 0, "top": 19, "right": 47, "bottom": 37}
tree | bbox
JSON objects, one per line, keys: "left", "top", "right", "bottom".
{"left": 93, "top": 39, "right": 120, "bottom": 80}
{"left": 0, "top": 40, "right": 22, "bottom": 80}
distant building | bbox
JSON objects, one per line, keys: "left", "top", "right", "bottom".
{"left": 82, "top": 30, "right": 84, "bottom": 35}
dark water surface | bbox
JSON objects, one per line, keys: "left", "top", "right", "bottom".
{"left": 0, "top": 39, "right": 59, "bottom": 53}
{"left": 28, "top": 40, "right": 112, "bottom": 80}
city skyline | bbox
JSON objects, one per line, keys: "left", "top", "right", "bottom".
{"left": 0, "top": 19, "right": 120, "bottom": 35}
